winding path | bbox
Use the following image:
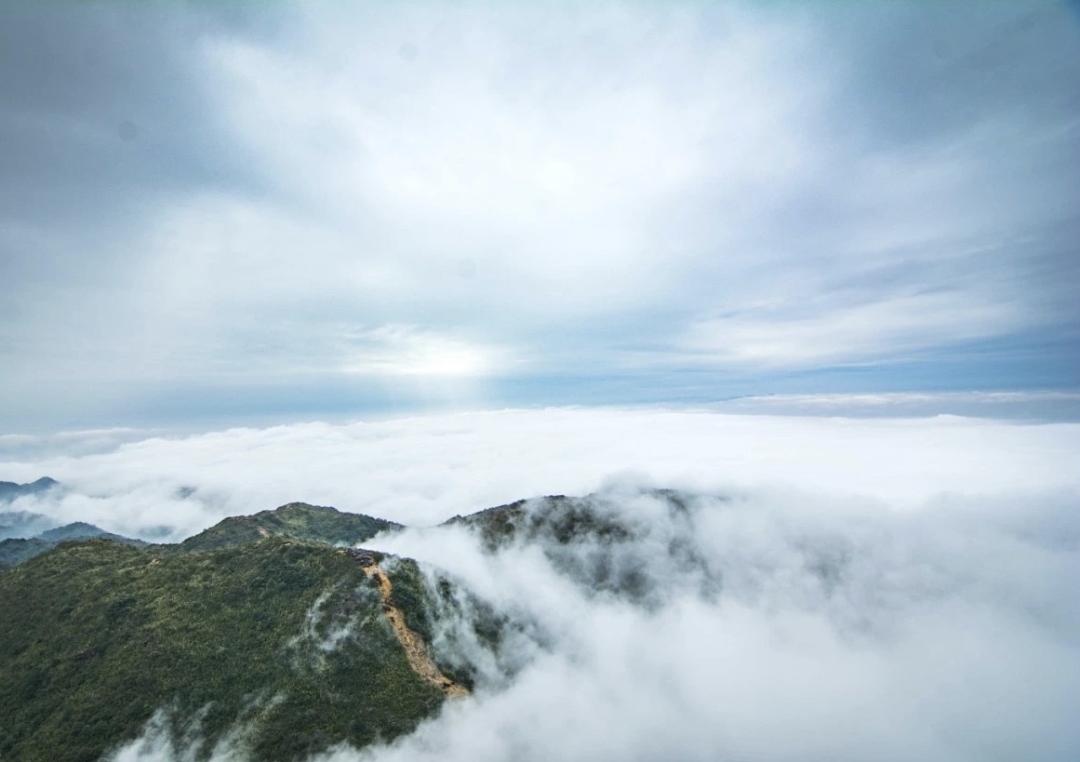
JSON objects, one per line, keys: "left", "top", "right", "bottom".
{"left": 361, "top": 561, "right": 469, "bottom": 698}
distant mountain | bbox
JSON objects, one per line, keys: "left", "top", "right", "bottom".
{"left": 0, "top": 537, "right": 53, "bottom": 568}
{"left": 180, "top": 502, "right": 401, "bottom": 551}
{"left": 0, "top": 477, "right": 59, "bottom": 502}
{"left": 0, "top": 521, "right": 143, "bottom": 568}
{"left": 38, "top": 521, "right": 134, "bottom": 544}
{"left": 0, "top": 479, "right": 62, "bottom": 542}
{"left": 445, "top": 490, "right": 706, "bottom": 602}
{"left": 443, "top": 493, "right": 634, "bottom": 548}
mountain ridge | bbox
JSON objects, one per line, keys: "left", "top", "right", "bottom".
{"left": 0, "top": 492, "right": 643, "bottom": 760}
{"left": 0, "top": 477, "right": 59, "bottom": 501}
{"left": 0, "top": 521, "right": 144, "bottom": 569}
{"left": 179, "top": 501, "right": 402, "bottom": 551}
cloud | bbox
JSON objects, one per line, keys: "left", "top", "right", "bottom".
{"left": 9, "top": 407, "right": 1078, "bottom": 760}
{"left": 341, "top": 326, "right": 509, "bottom": 378}
{"left": 2, "top": 406, "right": 1078, "bottom": 540}
{"left": 679, "top": 291, "right": 1022, "bottom": 368}
{"left": 301, "top": 484, "right": 1080, "bottom": 762}
{"left": 2, "top": 2, "right": 1079, "bottom": 427}
{"left": 718, "top": 390, "right": 1080, "bottom": 420}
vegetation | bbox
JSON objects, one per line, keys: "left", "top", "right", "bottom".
{"left": 444, "top": 494, "right": 633, "bottom": 550}
{"left": 445, "top": 491, "right": 706, "bottom": 604}
{"left": 0, "top": 537, "right": 443, "bottom": 761}
{"left": 1, "top": 496, "right": 625, "bottom": 760}
{"left": 180, "top": 502, "right": 400, "bottom": 551}
{"left": 0, "top": 537, "right": 52, "bottom": 568}
{"left": 382, "top": 556, "right": 516, "bottom": 691}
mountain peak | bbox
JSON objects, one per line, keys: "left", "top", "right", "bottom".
{"left": 0, "top": 477, "right": 60, "bottom": 501}
{"left": 180, "top": 501, "right": 401, "bottom": 551}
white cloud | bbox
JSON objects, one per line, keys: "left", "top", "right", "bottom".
{"left": 2, "top": 407, "right": 1078, "bottom": 540}
{"left": 315, "top": 484, "right": 1080, "bottom": 762}
{"left": 12, "top": 407, "right": 1079, "bottom": 760}
{"left": 721, "top": 390, "right": 1080, "bottom": 417}
{"left": 679, "top": 291, "right": 1021, "bottom": 368}
{"left": 5, "top": 2, "right": 1079, "bottom": 424}
{"left": 191, "top": 2, "right": 819, "bottom": 327}
{"left": 341, "top": 325, "right": 507, "bottom": 378}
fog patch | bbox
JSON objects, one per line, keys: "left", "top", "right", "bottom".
{"left": 342, "top": 484, "right": 1080, "bottom": 762}
{"left": 288, "top": 581, "right": 381, "bottom": 670}
{"left": 103, "top": 699, "right": 274, "bottom": 762}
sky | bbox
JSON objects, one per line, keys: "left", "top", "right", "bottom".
{"left": 4, "top": 6, "right": 1080, "bottom": 757}
{"left": 2, "top": 0, "right": 1080, "bottom": 432}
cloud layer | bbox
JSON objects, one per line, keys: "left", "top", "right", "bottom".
{"left": 2, "top": 406, "right": 1078, "bottom": 540}
{"left": 331, "top": 486, "right": 1080, "bottom": 762}
{"left": 7, "top": 407, "right": 1078, "bottom": 760}
{"left": 2, "top": 1, "right": 1079, "bottom": 428}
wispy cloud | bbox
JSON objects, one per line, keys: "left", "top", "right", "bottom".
{"left": 1, "top": 2, "right": 1078, "bottom": 427}
{"left": 679, "top": 291, "right": 1022, "bottom": 368}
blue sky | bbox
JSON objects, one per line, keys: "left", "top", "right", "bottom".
{"left": 2, "top": 1, "right": 1079, "bottom": 431}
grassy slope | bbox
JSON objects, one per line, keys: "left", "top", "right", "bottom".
{"left": 181, "top": 503, "right": 400, "bottom": 551}
{"left": 0, "top": 538, "right": 442, "bottom": 762}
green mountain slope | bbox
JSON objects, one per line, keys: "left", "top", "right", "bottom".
{"left": 0, "top": 498, "right": 553, "bottom": 760}
{"left": 181, "top": 502, "right": 400, "bottom": 551}
{"left": 0, "top": 538, "right": 445, "bottom": 762}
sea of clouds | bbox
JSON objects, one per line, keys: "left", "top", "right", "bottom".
{"left": 2, "top": 406, "right": 1079, "bottom": 540}
{"left": 336, "top": 484, "right": 1080, "bottom": 762}
{"left": 5, "top": 407, "right": 1080, "bottom": 761}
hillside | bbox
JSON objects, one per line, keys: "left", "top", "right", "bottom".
{"left": 0, "top": 538, "right": 452, "bottom": 761}
{"left": 444, "top": 490, "right": 706, "bottom": 603}
{"left": 180, "top": 502, "right": 400, "bottom": 551}
{"left": 0, "top": 495, "right": 626, "bottom": 760}
{"left": 0, "top": 498, "right": 512, "bottom": 761}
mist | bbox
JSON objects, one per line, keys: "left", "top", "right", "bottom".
{"left": 327, "top": 485, "right": 1080, "bottom": 762}
{"left": 2, "top": 407, "right": 1078, "bottom": 541}
{"left": 12, "top": 407, "right": 1076, "bottom": 761}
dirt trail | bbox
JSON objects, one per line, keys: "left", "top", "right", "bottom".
{"left": 361, "top": 562, "right": 469, "bottom": 698}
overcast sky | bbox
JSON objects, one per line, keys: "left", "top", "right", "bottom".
{"left": 2, "top": 1, "right": 1079, "bottom": 431}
